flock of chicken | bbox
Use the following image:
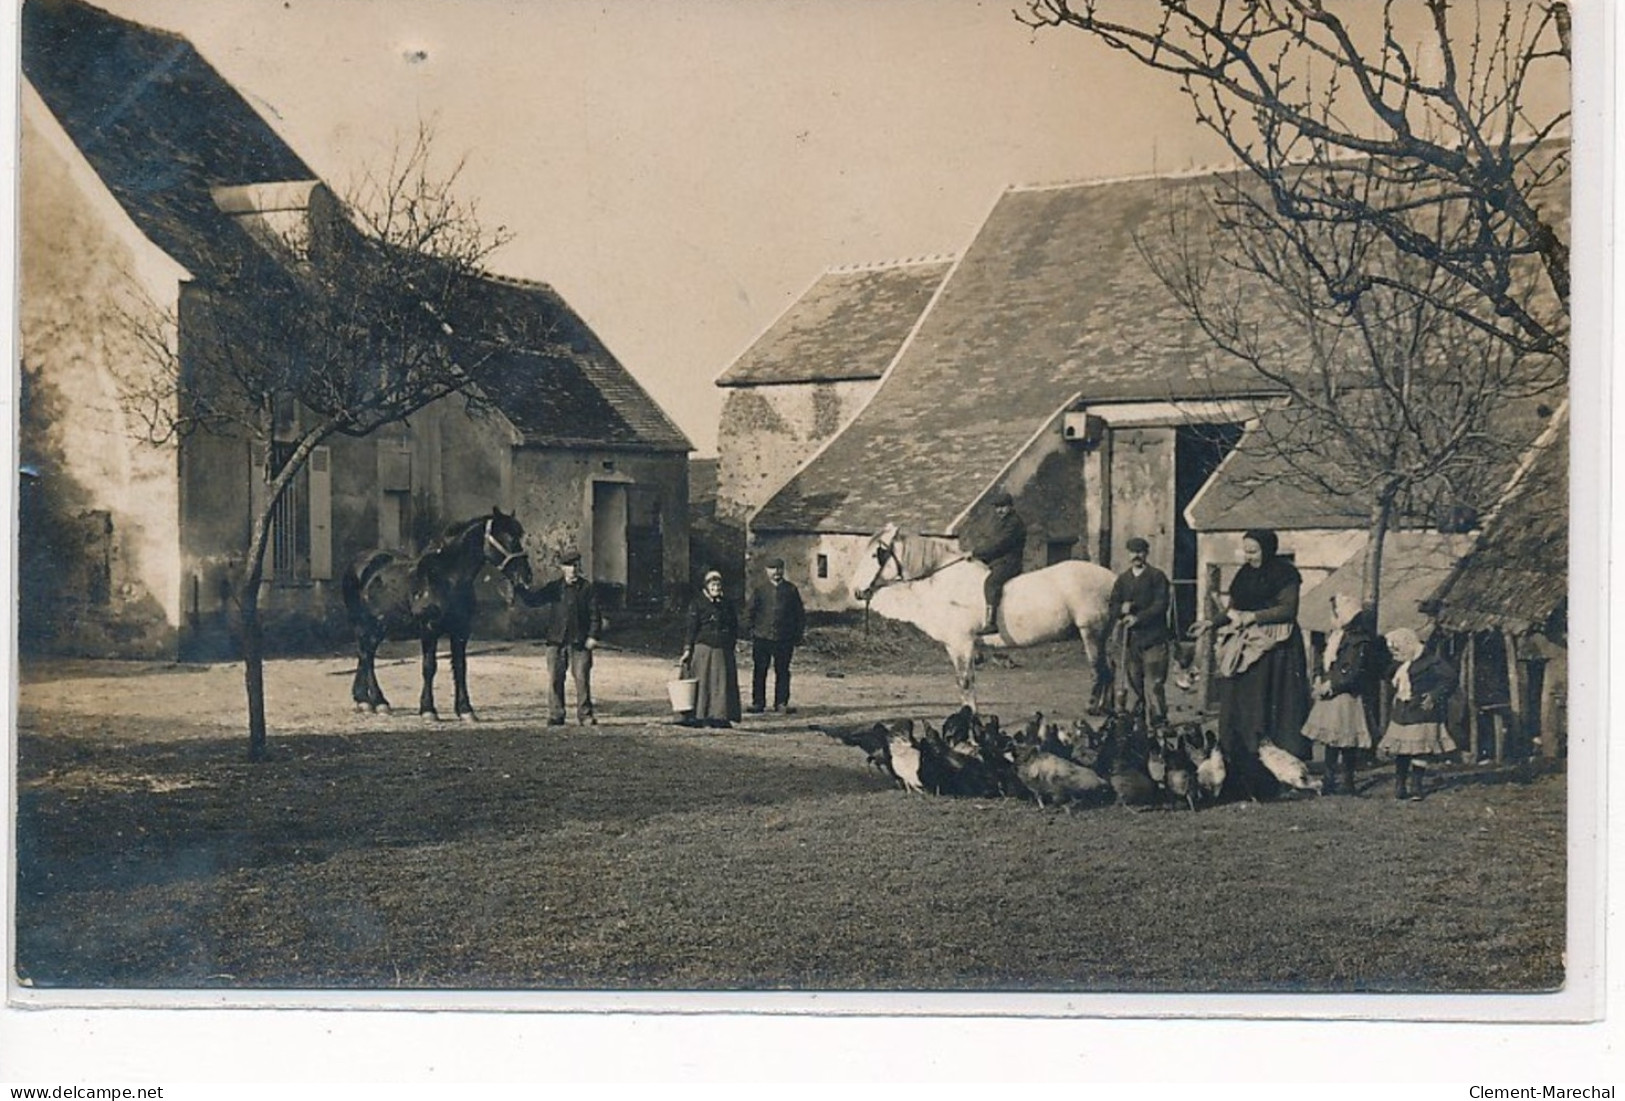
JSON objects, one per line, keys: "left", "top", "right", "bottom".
{"left": 817, "top": 708, "right": 1323, "bottom": 811}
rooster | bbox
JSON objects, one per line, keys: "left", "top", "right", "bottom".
{"left": 1259, "top": 742, "right": 1322, "bottom": 794}
{"left": 814, "top": 721, "right": 894, "bottom": 777}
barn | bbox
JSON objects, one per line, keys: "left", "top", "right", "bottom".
{"left": 17, "top": 0, "right": 691, "bottom": 659}
{"left": 1427, "top": 405, "right": 1569, "bottom": 761}
{"left": 714, "top": 257, "right": 952, "bottom": 528}
{"left": 746, "top": 172, "right": 1289, "bottom": 615}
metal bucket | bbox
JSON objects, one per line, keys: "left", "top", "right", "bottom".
{"left": 667, "top": 668, "right": 698, "bottom": 713}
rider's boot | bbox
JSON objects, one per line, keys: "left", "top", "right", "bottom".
{"left": 980, "top": 604, "right": 997, "bottom": 635}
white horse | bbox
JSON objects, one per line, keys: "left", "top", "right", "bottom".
{"left": 851, "top": 524, "right": 1117, "bottom": 710}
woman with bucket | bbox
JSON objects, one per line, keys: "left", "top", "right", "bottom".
{"left": 679, "top": 569, "right": 743, "bottom": 729}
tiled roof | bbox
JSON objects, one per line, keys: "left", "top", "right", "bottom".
{"left": 1186, "top": 396, "right": 1559, "bottom": 533}
{"left": 1431, "top": 409, "right": 1568, "bottom": 634}
{"left": 22, "top": 0, "right": 315, "bottom": 279}
{"left": 752, "top": 173, "right": 1289, "bottom": 535}
{"left": 470, "top": 276, "right": 692, "bottom": 453}
{"left": 1298, "top": 532, "right": 1477, "bottom": 634}
{"left": 716, "top": 259, "right": 953, "bottom": 387}
{"left": 24, "top": 0, "right": 690, "bottom": 457}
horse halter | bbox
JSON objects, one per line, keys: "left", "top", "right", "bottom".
{"left": 482, "top": 518, "right": 529, "bottom": 574}
{"left": 873, "top": 533, "right": 906, "bottom": 583}
{"left": 857, "top": 531, "right": 905, "bottom": 602}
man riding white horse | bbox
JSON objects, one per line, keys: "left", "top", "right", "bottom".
{"left": 970, "top": 490, "right": 1026, "bottom": 636}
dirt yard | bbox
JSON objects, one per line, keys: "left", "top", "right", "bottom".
{"left": 12, "top": 633, "right": 1566, "bottom": 993}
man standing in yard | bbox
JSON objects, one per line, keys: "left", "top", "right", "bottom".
{"left": 519, "top": 549, "right": 603, "bottom": 726}
{"left": 1109, "top": 536, "right": 1172, "bottom": 723}
{"left": 972, "top": 490, "right": 1027, "bottom": 635}
{"left": 745, "top": 557, "right": 805, "bottom": 715}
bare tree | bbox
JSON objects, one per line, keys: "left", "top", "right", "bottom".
{"left": 1017, "top": 0, "right": 1571, "bottom": 359}
{"left": 1142, "top": 171, "right": 1564, "bottom": 624}
{"left": 118, "top": 126, "right": 518, "bottom": 760}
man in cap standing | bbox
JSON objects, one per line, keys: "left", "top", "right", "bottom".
{"left": 519, "top": 549, "right": 602, "bottom": 725}
{"left": 745, "top": 557, "right": 805, "bottom": 714}
{"left": 1108, "top": 536, "right": 1172, "bottom": 722}
{"left": 970, "top": 490, "right": 1027, "bottom": 635}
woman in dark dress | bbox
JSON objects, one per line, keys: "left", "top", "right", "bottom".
{"left": 1213, "top": 528, "right": 1312, "bottom": 799}
{"left": 681, "top": 569, "right": 743, "bottom": 728}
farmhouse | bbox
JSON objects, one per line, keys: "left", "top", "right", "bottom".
{"left": 17, "top": 0, "right": 691, "bottom": 659}
{"left": 748, "top": 173, "right": 1288, "bottom": 616}
{"left": 714, "top": 257, "right": 952, "bottom": 528}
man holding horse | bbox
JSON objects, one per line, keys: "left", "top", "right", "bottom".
{"left": 519, "top": 549, "right": 603, "bottom": 726}
{"left": 1108, "top": 536, "right": 1172, "bottom": 723}
{"left": 971, "top": 490, "right": 1027, "bottom": 635}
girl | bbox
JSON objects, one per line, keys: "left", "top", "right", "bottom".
{"left": 1379, "top": 627, "right": 1458, "bottom": 801}
{"left": 1303, "top": 592, "right": 1383, "bottom": 795}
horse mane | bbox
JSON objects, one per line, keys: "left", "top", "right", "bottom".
{"left": 426, "top": 515, "right": 486, "bottom": 553}
{"left": 892, "top": 530, "right": 969, "bottom": 581}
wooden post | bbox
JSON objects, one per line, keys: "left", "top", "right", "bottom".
{"left": 1537, "top": 641, "right": 1565, "bottom": 760}
{"left": 1202, "top": 562, "right": 1221, "bottom": 710}
{"left": 1464, "top": 633, "right": 1479, "bottom": 764}
{"left": 1502, "top": 629, "right": 1525, "bottom": 761}
{"left": 1096, "top": 431, "right": 1114, "bottom": 566}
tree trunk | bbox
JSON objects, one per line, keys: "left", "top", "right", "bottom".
{"left": 243, "top": 507, "right": 273, "bottom": 762}
{"left": 241, "top": 424, "right": 339, "bottom": 761}
{"left": 1360, "top": 491, "right": 1398, "bottom": 635}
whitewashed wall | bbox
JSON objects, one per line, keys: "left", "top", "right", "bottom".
{"left": 20, "top": 84, "right": 187, "bottom": 642}
{"left": 715, "top": 379, "right": 879, "bottom": 525}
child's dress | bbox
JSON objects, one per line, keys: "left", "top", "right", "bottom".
{"left": 1379, "top": 650, "right": 1459, "bottom": 757}
{"left": 1303, "top": 611, "right": 1381, "bottom": 749}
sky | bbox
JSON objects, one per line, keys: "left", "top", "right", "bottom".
{"left": 82, "top": 0, "right": 1239, "bottom": 456}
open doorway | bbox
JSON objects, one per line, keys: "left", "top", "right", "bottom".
{"left": 1174, "top": 423, "right": 1244, "bottom": 633}
{"left": 592, "top": 480, "right": 629, "bottom": 602}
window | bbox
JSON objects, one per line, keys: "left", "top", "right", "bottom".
{"left": 816, "top": 554, "right": 828, "bottom": 579}
{"left": 269, "top": 441, "right": 309, "bottom": 580}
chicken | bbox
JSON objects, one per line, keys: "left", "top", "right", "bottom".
{"left": 940, "top": 705, "right": 979, "bottom": 748}
{"left": 885, "top": 719, "right": 926, "bottom": 793}
{"left": 1159, "top": 731, "right": 1198, "bottom": 812}
{"left": 1012, "top": 743, "right": 1112, "bottom": 810}
{"left": 1193, "top": 728, "right": 1226, "bottom": 804}
{"left": 814, "top": 721, "right": 894, "bottom": 777}
{"left": 1096, "top": 725, "right": 1158, "bottom": 808}
{"left": 1146, "top": 736, "right": 1168, "bottom": 788}
{"left": 1019, "top": 711, "right": 1045, "bottom": 745}
{"left": 1259, "top": 742, "right": 1322, "bottom": 794}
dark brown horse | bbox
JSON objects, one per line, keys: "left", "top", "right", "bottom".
{"left": 342, "top": 507, "right": 532, "bottom": 720}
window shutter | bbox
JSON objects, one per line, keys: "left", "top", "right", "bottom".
{"left": 249, "top": 441, "right": 269, "bottom": 538}
{"left": 309, "top": 446, "right": 333, "bottom": 580}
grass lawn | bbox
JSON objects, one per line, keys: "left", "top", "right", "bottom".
{"left": 14, "top": 703, "right": 1565, "bottom": 993}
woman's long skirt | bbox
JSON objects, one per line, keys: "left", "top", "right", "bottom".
{"left": 690, "top": 641, "right": 742, "bottom": 723}
{"left": 1218, "top": 629, "right": 1313, "bottom": 761}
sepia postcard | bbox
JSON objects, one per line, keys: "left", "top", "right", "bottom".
{"left": 2, "top": 0, "right": 1615, "bottom": 1084}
